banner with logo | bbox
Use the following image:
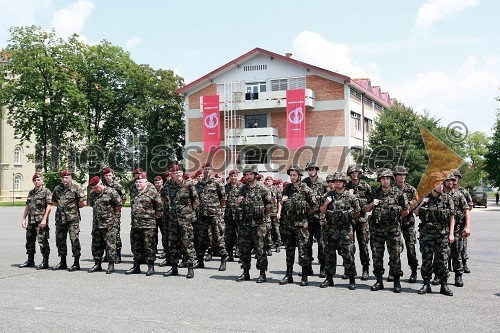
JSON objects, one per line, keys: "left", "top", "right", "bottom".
{"left": 202, "top": 95, "right": 221, "bottom": 152}
{"left": 286, "top": 89, "right": 306, "bottom": 148}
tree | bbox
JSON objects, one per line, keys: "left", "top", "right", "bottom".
{"left": 484, "top": 107, "right": 500, "bottom": 187}
{"left": 460, "top": 131, "right": 490, "bottom": 191}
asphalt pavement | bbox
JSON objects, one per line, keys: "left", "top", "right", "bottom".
{"left": 1, "top": 200, "right": 499, "bottom": 332}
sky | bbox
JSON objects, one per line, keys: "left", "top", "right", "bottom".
{"left": 1, "top": 0, "right": 499, "bottom": 136}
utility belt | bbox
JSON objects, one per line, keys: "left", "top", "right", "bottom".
{"left": 287, "top": 200, "right": 308, "bottom": 215}
{"left": 242, "top": 205, "right": 266, "bottom": 221}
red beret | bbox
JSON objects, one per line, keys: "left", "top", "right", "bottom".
{"left": 194, "top": 169, "right": 202, "bottom": 177}
{"left": 135, "top": 172, "right": 147, "bottom": 180}
{"left": 32, "top": 173, "right": 42, "bottom": 181}
{"left": 214, "top": 173, "right": 221, "bottom": 178}
{"left": 228, "top": 169, "right": 238, "bottom": 175}
{"left": 169, "top": 164, "right": 182, "bottom": 172}
{"left": 283, "top": 181, "right": 290, "bottom": 187}
{"left": 164, "top": 171, "right": 170, "bottom": 177}
{"left": 202, "top": 162, "right": 212, "bottom": 169}
{"left": 256, "top": 174, "right": 263, "bottom": 181}
{"left": 154, "top": 175, "right": 163, "bottom": 181}
{"left": 133, "top": 168, "right": 144, "bottom": 175}
{"left": 61, "top": 170, "right": 72, "bottom": 177}
{"left": 265, "top": 176, "right": 273, "bottom": 181}
{"left": 274, "top": 179, "right": 283, "bottom": 184}
{"left": 240, "top": 175, "right": 247, "bottom": 184}
{"left": 102, "top": 167, "right": 112, "bottom": 175}
{"left": 89, "top": 176, "right": 101, "bottom": 187}
{"left": 183, "top": 174, "right": 191, "bottom": 180}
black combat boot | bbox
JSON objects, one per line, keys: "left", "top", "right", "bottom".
{"left": 36, "top": 256, "right": 49, "bottom": 270}
{"left": 371, "top": 275, "right": 384, "bottom": 291}
{"left": 463, "top": 260, "right": 470, "bottom": 273}
{"left": 219, "top": 256, "right": 228, "bottom": 271}
{"left": 88, "top": 259, "right": 102, "bottom": 273}
{"left": 275, "top": 243, "right": 281, "bottom": 253}
{"left": 361, "top": 265, "right": 369, "bottom": 281}
{"left": 341, "top": 267, "right": 348, "bottom": 280}
{"left": 159, "top": 252, "right": 168, "bottom": 259}
{"left": 145, "top": 261, "right": 155, "bottom": 276}
{"left": 125, "top": 260, "right": 141, "bottom": 274}
{"left": 256, "top": 270, "right": 267, "bottom": 283}
{"left": 393, "top": 276, "right": 402, "bottom": 293}
{"left": 266, "top": 246, "right": 273, "bottom": 256}
{"left": 52, "top": 256, "right": 67, "bottom": 270}
{"left": 387, "top": 274, "right": 394, "bottom": 282}
{"left": 408, "top": 266, "right": 418, "bottom": 283}
{"left": 320, "top": 274, "right": 334, "bottom": 288}
{"left": 164, "top": 263, "right": 179, "bottom": 277}
{"left": 68, "top": 255, "right": 80, "bottom": 272}
{"left": 418, "top": 278, "right": 432, "bottom": 294}
{"left": 448, "top": 258, "right": 452, "bottom": 272}
{"left": 348, "top": 276, "right": 356, "bottom": 290}
{"left": 19, "top": 254, "right": 35, "bottom": 268}
{"left": 186, "top": 264, "right": 194, "bottom": 279}
{"left": 116, "top": 249, "right": 122, "bottom": 264}
{"left": 431, "top": 274, "right": 441, "bottom": 285}
{"left": 159, "top": 258, "right": 170, "bottom": 267}
{"left": 106, "top": 262, "right": 115, "bottom": 274}
{"left": 300, "top": 266, "right": 309, "bottom": 286}
{"left": 194, "top": 255, "right": 205, "bottom": 269}
{"left": 178, "top": 259, "right": 187, "bottom": 268}
{"left": 205, "top": 252, "right": 212, "bottom": 261}
{"left": 440, "top": 279, "right": 453, "bottom": 296}
{"left": 279, "top": 266, "right": 294, "bottom": 285}
{"left": 455, "top": 273, "right": 464, "bottom": 287}
{"left": 236, "top": 268, "right": 250, "bottom": 282}
{"left": 319, "top": 264, "right": 326, "bottom": 278}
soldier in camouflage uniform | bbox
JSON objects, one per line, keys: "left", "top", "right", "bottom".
{"left": 88, "top": 176, "right": 122, "bottom": 274}
{"left": 20, "top": 173, "right": 52, "bottom": 270}
{"left": 102, "top": 167, "right": 126, "bottom": 263}
{"left": 277, "top": 165, "right": 316, "bottom": 286}
{"left": 365, "top": 168, "right": 409, "bottom": 293}
{"left": 224, "top": 169, "right": 242, "bottom": 262}
{"left": 235, "top": 165, "right": 273, "bottom": 283}
{"left": 153, "top": 175, "right": 168, "bottom": 258}
{"left": 163, "top": 164, "right": 198, "bottom": 278}
{"left": 346, "top": 164, "right": 372, "bottom": 280}
{"left": 319, "top": 172, "right": 361, "bottom": 289}
{"left": 302, "top": 161, "right": 328, "bottom": 278}
{"left": 452, "top": 169, "right": 473, "bottom": 274}
{"left": 194, "top": 163, "right": 228, "bottom": 271}
{"left": 442, "top": 172, "right": 471, "bottom": 287}
{"left": 393, "top": 166, "right": 419, "bottom": 283}
{"left": 414, "top": 172, "right": 455, "bottom": 296}
{"left": 264, "top": 176, "right": 282, "bottom": 254}
{"left": 52, "top": 170, "right": 86, "bottom": 272}
{"left": 126, "top": 172, "right": 163, "bottom": 276}
{"left": 159, "top": 172, "right": 173, "bottom": 267}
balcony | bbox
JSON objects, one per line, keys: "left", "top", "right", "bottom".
{"left": 226, "top": 127, "right": 279, "bottom": 146}
{"left": 229, "top": 89, "right": 315, "bottom": 110}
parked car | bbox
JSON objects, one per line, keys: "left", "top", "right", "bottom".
{"left": 472, "top": 191, "right": 488, "bottom": 208}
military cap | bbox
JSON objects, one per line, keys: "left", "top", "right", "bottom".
{"left": 286, "top": 164, "right": 303, "bottom": 176}
{"left": 376, "top": 168, "right": 394, "bottom": 181}
{"left": 256, "top": 174, "right": 263, "bottom": 181}
{"left": 242, "top": 165, "right": 259, "bottom": 175}
{"left": 393, "top": 165, "right": 408, "bottom": 175}
{"left": 61, "top": 170, "right": 72, "bottom": 177}
{"left": 194, "top": 169, "right": 202, "bottom": 177}
{"left": 274, "top": 179, "right": 282, "bottom": 185}
{"left": 444, "top": 171, "right": 456, "bottom": 181}
{"left": 265, "top": 176, "right": 273, "bottom": 181}
{"left": 452, "top": 169, "right": 462, "bottom": 179}
{"left": 133, "top": 168, "right": 144, "bottom": 175}
{"left": 32, "top": 172, "right": 42, "bottom": 181}
{"left": 135, "top": 172, "right": 147, "bottom": 180}
{"left": 89, "top": 176, "right": 101, "bottom": 187}
{"left": 183, "top": 174, "right": 191, "bottom": 180}
{"left": 214, "top": 173, "right": 221, "bottom": 178}
{"left": 202, "top": 162, "right": 212, "bottom": 169}
{"left": 228, "top": 169, "right": 238, "bottom": 175}
{"left": 164, "top": 171, "right": 170, "bottom": 177}
{"left": 153, "top": 175, "right": 162, "bottom": 181}
{"left": 305, "top": 160, "right": 320, "bottom": 171}
{"left": 347, "top": 164, "right": 362, "bottom": 174}
{"left": 329, "top": 172, "right": 349, "bottom": 183}
{"left": 240, "top": 175, "right": 248, "bottom": 184}
{"left": 169, "top": 164, "right": 182, "bottom": 172}
{"left": 101, "top": 167, "right": 113, "bottom": 176}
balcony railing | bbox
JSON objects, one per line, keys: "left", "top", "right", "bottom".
{"left": 226, "top": 127, "right": 278, "bottom": 146}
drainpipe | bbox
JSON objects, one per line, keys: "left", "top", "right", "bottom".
{"left": 361, "top": 93, "right": 365, "bottom": 155}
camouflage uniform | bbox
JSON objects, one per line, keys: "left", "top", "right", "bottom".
{"left": 103, "top": 179, "right": 126, "bottom": 255}
{"left": 196, "top": 177, "right": 228, "bottom": 261}
{"left": 89, "top": 187, "right": 122, "bottom": 262}
{"left": 456, "top": 185, "right": 472, "bottom": 267}
{"left": 224, "top": 181, "right": 242, "bottom": 258}
{"left": 159, "top": 179, "right": 173, "bottom": 260}
{"left": 52, "top": 183, "right": 85, "bottom": 258}
{"left": 130, "top": 185, "right": 163, "bottom": 263}
{"left": 25, "top": 187, "right": 52, "bottom": 259}
{"left": 397, "top": 182, "right": 419, "bottom": 271}
{"left": 444, "top": 188, "right": 469, "bottom": 275}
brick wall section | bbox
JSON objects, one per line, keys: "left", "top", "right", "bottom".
{"left": 306, "top": 75, "right": 344, "bottom": 101}
{"left": 185, "top": 149, "right": 226, "bottom": 173}
{"left": 188, "top": 84, "right": 217, "bottom": 110}
{"left": 271, "top": 110, "right": 344, "bottom": 138}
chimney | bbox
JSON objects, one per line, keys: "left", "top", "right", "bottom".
{"left": 285, "top": 52, "right": 292, "bottom": 58}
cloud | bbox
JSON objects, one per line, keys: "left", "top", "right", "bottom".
{"left": 387, "top": 55, "right": 499, "bottom": 133}
{"left": 52, "top": 0, "right": 94, "bottom": 38}
{"left": 414, "top": 0, "right": 479, "bottom": 31}
{"left": 125, "top": 37, "right": 143, "bottom": 49}
{"left": 292, "top": 31, "right": 380, "bottom": 82}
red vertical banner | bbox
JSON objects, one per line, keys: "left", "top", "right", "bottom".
{"left": 286, "top": 89, "right": 306, "bottom": 148}
{"left": 202, "top": 95, "right": 221, "bottom": 152}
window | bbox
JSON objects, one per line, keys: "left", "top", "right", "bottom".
{"left": 351, "top": 112, "right": 361, "bottom": 131}
{"left": 270, "top": 77, "right": 306, "bottom": 91}
{"left": 14, "top": 175, "right": 21, "bottom": 191}
{"left": 245, "top": 82, "right": 266, "bottom": 100}
{"left": 245, "top": 114, "right": 267, "bottom": 128}
{"left": 14, "top": 146, "right": 21, "bottom": 165}
{"left": 243, "top": 64, "right": 267, "bottom": 72}
{"left": 350, "top": 89, "right": 362, "bottom": 101}
{"left": 364, "top": 118, "right": 373, "bottom": 133}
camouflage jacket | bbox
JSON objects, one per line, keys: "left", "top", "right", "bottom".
{"left": 367, "top": 186, "right": 408, "bottom": 226}
{"left": 396, "top": 182, "right": 418, "bottom": 223}
{"left": 224, "top": 182, "right": 243, "bottom": 213}
{"left": 302, "top": 176, "right": 328, "bottom": 211}
{"left": 444, "top": 188, "right": 469, "bottom": 225}
{"left": 323, "top": 190, "right": 360, "bottom": 227}
{"left": 266, "top": 185, "right": 282, "bottom": 216}
{"left": 26, "top": 187, "right": 52, "bottom": 224}
{"left": 170, "top": 180, "right": 199, "bottom": 218}
{"left": 159, "top": 179, "right": 173, "bottom": 212}
{"left": 346, "top": 181, "right": 371, "bottom": 217}
{"left": 418, "top": 192, "right": 455, "bottom": 234}
{"left": 130, "top": 181, "right": 156, "bottom": 200}
{"left": 196, "top": 178, "right": 225, "bottom": 217}
{"left": 281, "top": 182, "right": 316, "bottom": 221}
{"left": 89, "top": 187, "right": 122, "bottom": 229}
{"left": 103, "top": 179, "right": 127, "bottom": 204}
{"left": 52, "top": 183, "right": 85, "bottom": 225}
{"left": 456, "top": 186, "right": 473, "bottom": 209}
{"left": 238, "top": 182, "right": 272, "bottom": 222}
{"left": 131, "top": 186, "right": 163, "bottom": 228}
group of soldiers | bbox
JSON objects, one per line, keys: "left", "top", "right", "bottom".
{"left": 19, "top": 162, "right": 473, "bottom": 296}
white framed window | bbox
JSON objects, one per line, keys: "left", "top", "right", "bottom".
{"left": 351, "top": 112, "right": 361, "bottom": 131}
{"left": 270, "top": 77, "right": 306, "bottom": 91}
{"left": 364, "top": 118, "right": 373, "bottom": 133}
{"left": 13, "top": 146, "right": 22, "bottom": 165}
{"left": 14, "top": 175, "right": 21, "bottom": 191}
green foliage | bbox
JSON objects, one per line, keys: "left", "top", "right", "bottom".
{"left": 41, "top": 167, "right": 86, "bottom": 192}
{"left": 484, "top": 107, "right": 500, "bottom": 187}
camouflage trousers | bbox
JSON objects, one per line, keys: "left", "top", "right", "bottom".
{"left": 91, "top": 227, "right": 117, "bottom": 261}
{"left": 370, "top": 225, "right": 403, "bottom": 277}
{"left": 323, "top": 225, "right": 356, "bottom": 277}
{"left": 306, "top": 213, "right": 324, "bottom": 265}
{"left": 224, "top": 210, "right": 239, "bottom": 257}
{"left": 169, "top": 213, "right": 196, "bottom": 265}
{"left": 238, "top": 221, "right": 267, "bottom": 271}
{"left": 269, "top": 215, "right": 281, "bottom": 247}
{"left": 401, "top": 218, "right": 419, "bottom": 268}
{"left": 25, "top": 223, "right": 50, "bottom": 258}
{"left": 55, "top": 222, "right": 81, "bottom": 257}
{"left": 450, "top": 224, "right": 465, "bottom": 274}
{"left": 462, "top": 237, "right": 469, "bottom": 261}
{"left": 352, "top": 217, "right": 370, "bottom": 266}
{"left": 419, "top": 227, "right": 450, "bottom": 280}
{"left": 130, "top": 228, "right": 156, "bottom": 262}
{"left": 197, "top": 214, "right": 227, "bottom": 259}
{"left": 282, "top": 225, "right": 310, "bottom": 267}
{"left": 115, "top": 212, "right": 122, "bottom": 250}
